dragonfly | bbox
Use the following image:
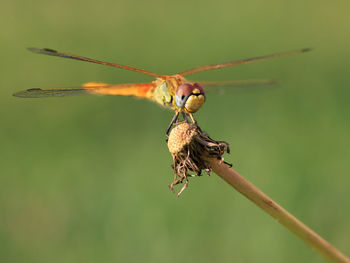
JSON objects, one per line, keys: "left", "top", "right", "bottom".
{"left": 14, "top": 47, "right": 311, "bottom": 133}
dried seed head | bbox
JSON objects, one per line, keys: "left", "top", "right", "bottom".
{"left": 167, "top": 122, "right": 230, "bottom": 196}
{"left": 167, "top": 122, "right": 197, "bottom": 154}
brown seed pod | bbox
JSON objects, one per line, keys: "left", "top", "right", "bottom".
{"left": 167, "top": 122, "right": 230, "bottom": 196}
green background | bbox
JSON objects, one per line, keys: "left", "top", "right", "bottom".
{"left": 1, "top": 0, "right": 349, "bottom": 262}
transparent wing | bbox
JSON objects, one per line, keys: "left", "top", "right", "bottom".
{"left": 13, "top": 87, "right": 87, "bottom": 98}
{"left": 13, "top": 82, "right": 155, "bottom": 98}
{"left": 28, "top": 48, "right": 164, "bottom": 78}
{"left": 198, "top": 79, "right": 278, "bottom": 88}
{"left": 179, "top": 48, "right": 312, "bottom": 76}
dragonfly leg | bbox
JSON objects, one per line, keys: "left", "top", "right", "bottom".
{"left": 166, "top": 111, "right": 180, "bottom": 135}
{"left": 182, "top": 112, "right": 189, "bottom": 123}
{"left": 188, "top": 113, "right": 196, "bottom": 124}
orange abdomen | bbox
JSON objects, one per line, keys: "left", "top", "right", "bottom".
{"left": 83, "top": 82, "right": 155, "bottom": 98}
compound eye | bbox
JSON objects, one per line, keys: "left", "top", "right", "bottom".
{"left": 175, "top": 83, "right": 192, "bottom": 108}
{"left": 192, "top": 82, "right": 205, "bottom": 95}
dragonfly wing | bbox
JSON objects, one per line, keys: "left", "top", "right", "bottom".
{"left": 179, "top": 48, "right": 312, "bottom": 76}
{"left": 13, "top": 87, "right": 87, "bottom": 98}
{"left": 198, "top": 79, "right": 278, "bottom": 88}
{"left": 13, "top": 82, "right": 155, "bottom": 98}
{"left": 28, "top": 48, "right": 164, "bottom": 78}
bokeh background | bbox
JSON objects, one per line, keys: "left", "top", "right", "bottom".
{"left": 1, "top": 0, "right": 349, "bottom": 262}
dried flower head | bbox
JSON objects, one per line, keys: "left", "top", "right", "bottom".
{"left": 167, "top": 122, "right": 230, "bottom": 196}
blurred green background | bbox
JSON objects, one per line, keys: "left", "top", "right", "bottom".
{"left": 1, "top": 0, "right": 349, "bottom": 262}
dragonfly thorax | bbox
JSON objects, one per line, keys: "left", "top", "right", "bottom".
{"left": 175, "top": 82, "right": 206, "bottom": 113}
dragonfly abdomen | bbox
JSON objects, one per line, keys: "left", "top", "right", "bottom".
{"left": 86, "top": 82, "right": 154, "bottom": 98}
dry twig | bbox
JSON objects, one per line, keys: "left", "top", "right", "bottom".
{"left": 167, "top": 122, "right": 350, "bottom": 263}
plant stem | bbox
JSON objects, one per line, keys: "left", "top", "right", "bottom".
{"left": 207, "top": 158, "right": 350, "bottom": 263}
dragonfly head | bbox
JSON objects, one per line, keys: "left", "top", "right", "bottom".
{"left": 175, "top": 83, "right": 206, "bottom": 113}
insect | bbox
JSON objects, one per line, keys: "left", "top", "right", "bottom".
{"left": 14, "top": 47, "right": 311, "bottom": 133}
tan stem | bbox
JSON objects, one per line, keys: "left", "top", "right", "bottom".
{"left": 207, "top": 158, "right": 350, "bottom": 263}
